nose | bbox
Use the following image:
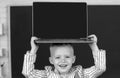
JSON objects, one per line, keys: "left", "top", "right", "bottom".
{"left": 61, "top": 58, "right": 66, "bottom": 62}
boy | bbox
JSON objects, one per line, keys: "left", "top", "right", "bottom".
{"left": 22, "top": 35, "right": 106, "bottom": 78}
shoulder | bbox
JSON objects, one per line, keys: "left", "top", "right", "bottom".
{"left": 70, "top": 65, "right": 83, "bottom": 73}
{"left": 71, "top": 65, "right": 84, "bottom": 78}
{"left": 44, "top": 66, "right": 53, "bottom": 72}
{"left": 29, "top": 66, "right": 53, "bottom": 77}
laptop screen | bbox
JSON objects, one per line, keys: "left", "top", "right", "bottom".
{"left": 33, "top": 2, "right": 88, "bottom": 39}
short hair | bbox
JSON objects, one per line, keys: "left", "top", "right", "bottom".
{"left": 50, "top": 43, "right": 73, "bottom": 47}
{"left": 49, "top": 43, "right": 74, "bottom": 56}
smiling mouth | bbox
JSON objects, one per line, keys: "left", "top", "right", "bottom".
{"left": 59, "top": 64, "right": 68, "bottom": 68}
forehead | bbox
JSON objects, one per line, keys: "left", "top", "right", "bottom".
{"left": 50, "top": 46, "right": 74, "bottom": 56}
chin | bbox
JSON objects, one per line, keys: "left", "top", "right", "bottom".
{"left": 55, "top": 65, "right": 72, "bottom": 74}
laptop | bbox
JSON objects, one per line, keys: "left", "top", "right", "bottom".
{"left": 32, "top": 2, "right": 92, "bottom": 43}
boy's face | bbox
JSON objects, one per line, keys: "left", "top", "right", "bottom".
{"left": 49, "top": 46, "right": 75, "bottom": 74}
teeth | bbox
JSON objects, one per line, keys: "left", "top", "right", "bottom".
{"left": 59, "top": 64, "right": 67, "bottom": 67}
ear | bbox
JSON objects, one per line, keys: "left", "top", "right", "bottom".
{"left": 49, "top": 57, "right": 54, "bottom": 64}
{"left": 72, "top": 56, "right": 76, "bottom": 64}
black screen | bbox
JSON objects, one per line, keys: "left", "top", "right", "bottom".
{"left": 33, "top": 2, "right": 87, "bottom": 39}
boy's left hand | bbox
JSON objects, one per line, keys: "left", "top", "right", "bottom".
{"left": 88, "top": 34, "right": 99, "bottom": 51}
{"left": 88, "top": 34, "right": 97, "bottom": 44}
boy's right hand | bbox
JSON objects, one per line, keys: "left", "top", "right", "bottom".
{"left": 30, "top": 36, "right": 39, "bottom": 54}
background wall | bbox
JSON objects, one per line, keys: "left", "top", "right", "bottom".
{"left": 1, "top": 0, "right": 120, "bottom": 78}
{"left": 88, "top": 6, "right": 120, "bottom": 78}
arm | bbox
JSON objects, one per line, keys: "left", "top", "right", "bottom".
{"left": 83, "top": 35, "right": 106, "bottom": 78}
{"left": 22, "top": 37, "right": 48, "bottom": 78}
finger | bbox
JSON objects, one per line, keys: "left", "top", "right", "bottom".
{"left": 31, "top": 36, "right": 38, "bottom": 43}
{"left": 31, "top": 36, "right": 38, "bottom": 46}
{"left": 88, "top": 34, "right": 98, "bottom": 43}
{"left": 88, "top": 34, "right": 96, "bottom": 38}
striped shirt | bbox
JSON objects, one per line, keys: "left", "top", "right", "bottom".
{"left": 22, "top": 49, "right": 106, "bottom": 78}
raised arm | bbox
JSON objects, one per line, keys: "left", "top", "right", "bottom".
{"left": 22, "top": 37, "right": 48, "bottom": 78}
{"left": 83, "top": 35, "right": 106, "bottom": 78}
{"left": 30, "top": 37, "right": 39, "bottom": 54}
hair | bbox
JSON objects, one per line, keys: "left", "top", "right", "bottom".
{"left": 50, "top": 43, "right": 73, "bottom": 47}
{"left": 49, "top": 43, "right": 74, "bottom": 56}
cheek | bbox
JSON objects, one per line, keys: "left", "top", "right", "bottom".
{"left": 66, "top": 58, "right": 74, "bottom": 64}
{"left": 53, "top": 59, "right": 59, "bottom": 64}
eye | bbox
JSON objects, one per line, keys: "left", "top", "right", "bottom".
{"left": 65, "top": 56, "right": 70, "bottom": 58}
{"left": 55, "top": 57, "right": 60, "bottom": 59}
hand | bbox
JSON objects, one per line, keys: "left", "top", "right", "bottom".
{"left": 88, "top": 34, "right": 97, "bottom": 44}
{"left": 88, "top": 34, "right": 99, "bottom": 51}
{"left": 30, "top": 36, "right": 39, "bottom": 54}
